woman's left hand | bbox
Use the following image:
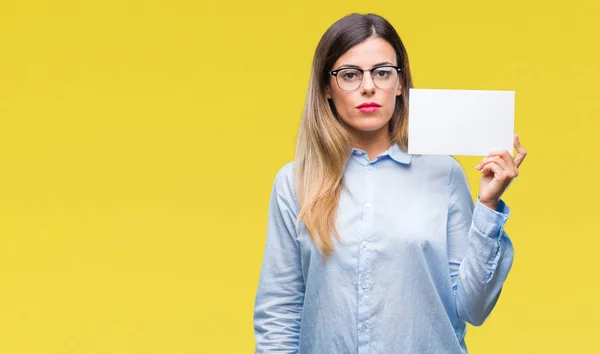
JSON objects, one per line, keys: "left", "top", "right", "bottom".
{"left": 475, "top": 134, "right": 528, "bottom": 210}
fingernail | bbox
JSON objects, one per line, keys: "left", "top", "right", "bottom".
{"left": 475, "top": 164, "right": 480, "bottom": 170}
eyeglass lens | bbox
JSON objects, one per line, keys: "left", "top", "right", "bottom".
{"left": 336, "top": 67, "right": 398, "bottom": 91}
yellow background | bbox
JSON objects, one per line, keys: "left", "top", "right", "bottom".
{"left": 1, "top": 0, "right": 598, "bottom": 353}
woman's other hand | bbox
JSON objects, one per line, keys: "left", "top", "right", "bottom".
{"left": 475, "top": 134, "right": 528, "bottom": 210}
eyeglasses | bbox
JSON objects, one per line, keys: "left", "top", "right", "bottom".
{"left": 328, "top": 65, "right": 402, "bottom": 92}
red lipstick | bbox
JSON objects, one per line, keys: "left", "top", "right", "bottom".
{"left": 357, "top": 102, "right": 381, "bottom": 113}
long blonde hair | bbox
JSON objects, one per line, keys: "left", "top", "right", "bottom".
{"left": 294, "top": 13, "right": 414, "bottom": 260}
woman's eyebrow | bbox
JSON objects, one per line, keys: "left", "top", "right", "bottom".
{"left": 338, "top": 61, "right": 394, "bottom": 68}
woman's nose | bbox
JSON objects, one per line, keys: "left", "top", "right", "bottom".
{"left": 360, "top": 74, "right": 376, "bottom": 95}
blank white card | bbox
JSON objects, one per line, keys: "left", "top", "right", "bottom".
{"left": 407, "top": 88, "right": 515, "bottom": 156}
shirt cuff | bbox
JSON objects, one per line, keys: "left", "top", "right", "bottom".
{"left": 472, "top": 198, "right": 510, "bottom": 238}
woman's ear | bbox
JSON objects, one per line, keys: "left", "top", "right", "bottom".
{"left": 326, "top": 88, "right": 332, "bottom": 99}
{"left": 396, "top": 83, "right": 402, "bottom": 96}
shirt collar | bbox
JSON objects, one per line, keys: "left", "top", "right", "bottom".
{"left": 383, "top": 143, "right": 412, "bottom": 165}
{"left": 351, "top": 143, "right": 412, "bottom": 165}
{"left": 387, "top": 143, "right": 412, "bottom": 165}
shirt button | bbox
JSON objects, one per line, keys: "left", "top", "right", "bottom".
{"left": 368, "top": 165, "right": 373, "bottom": 171}
{"left": 365, "top": 202, "right": 371, "bottom": 209}
{"left": 361, "top": 241, "right": 368, "bottom": 248}
{"left": 361, "top": 282, "right": 368, "bottom": 290}
{"left": 361, "top": 323, "right": 368, "bottom": 331}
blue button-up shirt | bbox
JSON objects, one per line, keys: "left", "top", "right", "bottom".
{"left": 254, "top": 143, "right": 514, "bottom": 353}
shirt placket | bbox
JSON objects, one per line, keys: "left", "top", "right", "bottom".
{"left": 358, "top": 161, "right": 375, "bottom": 353}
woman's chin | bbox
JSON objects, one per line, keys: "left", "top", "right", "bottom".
{"left": 351, "top": 120, "right": 389, "bottom": 133}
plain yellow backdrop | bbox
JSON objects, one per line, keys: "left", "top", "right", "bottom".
{"left": 1, "top": 0, "right": 598, "bottom": 353}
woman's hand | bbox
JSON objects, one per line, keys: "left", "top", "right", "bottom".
{"left": 475, "top": 134, "right": 528, "bottom": 210}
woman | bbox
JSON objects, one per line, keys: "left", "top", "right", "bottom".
{"left": 253, "top": 12, "right": 527, "bottom": 354}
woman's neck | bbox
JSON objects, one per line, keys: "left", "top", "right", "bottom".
{"left": 350, "top": 129, "right": 392, "bottom": 162}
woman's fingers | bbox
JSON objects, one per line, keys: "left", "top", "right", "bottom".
{"left": 475, "top": 134, "right": 526, "bottom": 178}
{"left": 513, "top": 134, "right": 527, "bottom": 167}
{"left": 493, "top": 149, "right": 516, "bottom": 168}
{"left": 476, "top": 149, "right": 519, "bottom": 176}
{"left": 479, "top": 161, "right": 499, "bottom": 176}
{"left": 479, "top": 157, "right": 518, "bottom": 180}
{"left": 476, "top": 151, "right": 511, "bottom": 169}
{"left": 477, "top": 155, "right": 508, "bottom": 171}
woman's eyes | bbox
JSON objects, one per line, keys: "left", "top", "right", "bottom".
{"left": 374, "top": 70, "right": 391, "bottom": 78}
{"left": 342, "top": 71, "right": 359, "bottom": 80}
{"left": 339, "top": 68, "right": 392, "bottom": 80}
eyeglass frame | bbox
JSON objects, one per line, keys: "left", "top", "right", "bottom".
{"left": 327, "top": 65, "right": 403, "bottom": 92}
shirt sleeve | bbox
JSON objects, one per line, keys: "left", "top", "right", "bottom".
{"left": 446, "top": 158, "right": 515, "bottom": 326}
{"left": 253, "top": 164, "right": 305, "bottom": 353}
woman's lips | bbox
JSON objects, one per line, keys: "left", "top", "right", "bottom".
{"left": 358, "top": 106, "right": 380, "bottom": 113}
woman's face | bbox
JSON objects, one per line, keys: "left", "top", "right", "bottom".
{"left": 326, "top": 36, "right": 402, "bottom": 141}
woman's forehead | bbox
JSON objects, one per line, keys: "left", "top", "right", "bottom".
{"left": 334, "top": 37, "right": 396, "bottom": 67}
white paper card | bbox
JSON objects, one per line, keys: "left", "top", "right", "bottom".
{"left": 408, "top": 88, "right": 515, "bottom": 156}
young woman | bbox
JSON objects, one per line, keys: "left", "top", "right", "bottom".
{"left": 253, "top": 12, "right": 527, "bottom": 354}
